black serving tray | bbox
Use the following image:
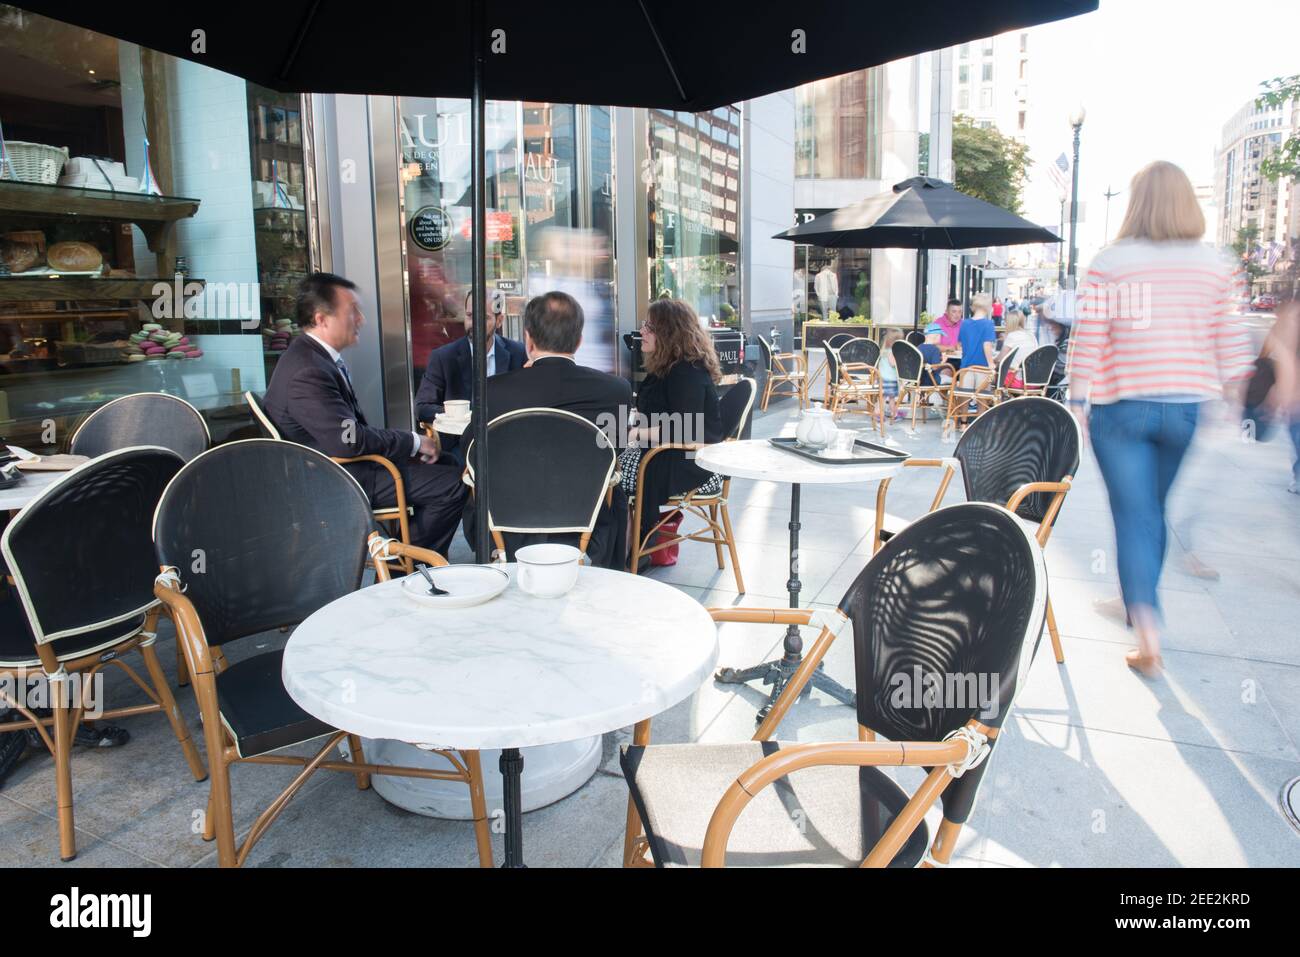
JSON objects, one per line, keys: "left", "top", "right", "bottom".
{"left": 769, "top": 436, "right": 911, "bottom": 465}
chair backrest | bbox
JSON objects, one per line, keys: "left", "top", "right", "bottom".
{"left": 826, "top": 333, "right": 854, "bottom": 350}
{"left": 905, "top": 330, "right": 927, "bottom": 346}
{"left": 890, "top": 339, "right": 925, "bottom": 384}
{"left": 838, "top": 337, "right": 879, "bottom": 368}
{"left": 2, "top": 447, "right": 183, "bottom": 646}
{"left": 244, "top": 391, "right": 282, "bottom": 439}
{"left": 69, "top": 392, "right": 210, "bottom": 462}
{"left": 839, "top": 501, "right": 1047, "bottom": 825}
{"left": 756, "top": 334, "right": 777, "bottom": 372}
{"left": 995, "top": 349, "right": 1016, "bottom": 383}
{"left": 822, "top": 341, "right": 841, "bottom": 382}
{"left": 719, "top": 377, "right": 757, "bottom": 441}
{"left": 1019, "top": 345, "right": 1058, "bottom": 388}
{"left": 476, "top": 408, "right": 616, "bottom": 536}
{"left": 153, "top": 440, "right": 374, "bottom": 647}
{"left": 955, "top": 397, "right": 1082, "bottom": 524}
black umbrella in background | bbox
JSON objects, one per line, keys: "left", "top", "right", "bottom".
{"left": 14, "top": 1, "right": 1097, "bottom": 561}
{"left": 775, "top": 176, "right": 1061, "bottom": 328}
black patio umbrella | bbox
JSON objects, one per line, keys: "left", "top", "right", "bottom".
{"left": 774, "top": 176, "right": 1062, "bottom": 327}
{"left": 13, "top": 1, "right": 1095, "bottom": 562}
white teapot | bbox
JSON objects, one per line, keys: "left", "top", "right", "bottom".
{"left": 795, "top": 402, "right": 837, "bottom": 450}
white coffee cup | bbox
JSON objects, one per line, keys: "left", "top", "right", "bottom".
{"left": 515, "top": 543, "right": 581, "bottom": 598}
{"left": 443, "top": 399, "right": 470, "bottom": 420}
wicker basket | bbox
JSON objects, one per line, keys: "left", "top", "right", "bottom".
{"left": 2, "top": 142, "right": 69, "bottom": 185}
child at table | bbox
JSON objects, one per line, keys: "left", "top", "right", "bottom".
{"left": 878, "top": 329, "right": 902, "bottom": 418}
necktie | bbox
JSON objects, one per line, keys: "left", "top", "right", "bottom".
{"left": 336, "top": 358, "right": 358, "bottom": 405}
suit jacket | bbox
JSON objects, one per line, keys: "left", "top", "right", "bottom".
{"left": 464, "top": 355, "right": 634, "bottom": 568}
{"left": 415, "top": 334, "right": 527, "bottom": 425}
{"left": 263, "top": 335, "right": 413, "bottom": 493}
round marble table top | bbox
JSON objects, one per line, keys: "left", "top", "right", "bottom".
{"left": 283, "top": 564, "right": 718, "bottom": 750}
{"left": 0, "top": 469, "right": 66, "bottom": 512}
{"left": 695, "top": 438, "right": 904, "bottom": 486}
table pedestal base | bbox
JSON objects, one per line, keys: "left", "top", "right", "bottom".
{"left": 345, "top": 736, "right": 600, "bottom": 820}
{"left": 714, "top": 482, "right": 857, "bottom": 722}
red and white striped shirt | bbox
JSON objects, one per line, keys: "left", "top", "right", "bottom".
{"left": 1070, "top": 240, "right": 1254, "bottom": 404}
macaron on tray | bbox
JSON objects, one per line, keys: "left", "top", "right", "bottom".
{"left": 123, "top": 324, "right": 203, "bottom": 362}
{"left": 263, "top": 318, "right": 303, "bottom": 352}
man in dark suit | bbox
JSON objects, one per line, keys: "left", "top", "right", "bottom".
{"left": 415, "top": 288, "right": 527, "bottom": 430}
{"left": 466, "top": 290, "right": 633, "bottom": 569}
{"left": 264, "top": 272, "right": 467, "bottom": 557}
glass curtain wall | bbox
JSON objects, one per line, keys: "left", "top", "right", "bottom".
{"left": 647, "top": 106, "right": 740, "bottom": 329}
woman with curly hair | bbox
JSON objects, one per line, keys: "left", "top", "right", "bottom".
{"left": 621, "top": 298, "right": 724, "bottom": 559}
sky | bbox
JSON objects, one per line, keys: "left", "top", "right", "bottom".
{"left": 988, "top": 0, "right": 1300, "bottom": 264}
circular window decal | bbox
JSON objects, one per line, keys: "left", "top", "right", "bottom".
{"left": 410, "top": 205, "right": 452, "bottom": 252}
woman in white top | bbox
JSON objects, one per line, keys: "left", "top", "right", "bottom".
{"left": 995, "top": 312, "right": 1038, "bottom": 371}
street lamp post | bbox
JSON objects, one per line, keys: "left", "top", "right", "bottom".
{"left": 1067, "top": 105, "right": 1085, "bottom": 289}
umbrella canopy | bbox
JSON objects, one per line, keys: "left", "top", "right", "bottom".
{"left": 774, "top": 177, "right": 1061, "bottom": 249}
{"left": 13, "top": 2, "right": 1096, "bottom": 110}
{"left": 11, "top": 2, "right": 1094, "bottom": 560}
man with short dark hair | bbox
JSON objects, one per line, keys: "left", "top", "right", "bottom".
{"left": 414, "top": 287, "right": 527, "bottom": 428}
{"left": 264, "top": 272, "right": 466, "bottom": 556}
{"left": 465, "top": 290, "right": 633, "bottom": 568}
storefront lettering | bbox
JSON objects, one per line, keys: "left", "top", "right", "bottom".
{"left": 524, "top": 152, "right": 567, "bottom": 187}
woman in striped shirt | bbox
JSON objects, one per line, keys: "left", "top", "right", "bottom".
{"left": 1071, "top": 160, "right": 1253, "bottom": 678}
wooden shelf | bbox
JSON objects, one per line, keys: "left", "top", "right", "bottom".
{"left": 0, "top": 277, "right": 205, "bottom": 303}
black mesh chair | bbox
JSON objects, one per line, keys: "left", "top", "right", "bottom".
{"left": 810, "top": 333, "right": 854, "bottom": 399}
{"left": 152, "top": 440, "right": 492, "bottom": 868}
{"left": 0, "top": 447, "right": 206, "bottom": 861}
{"left": 465, "top": 408, "right": 617, "bottom": 561}
{"left": 891, "top": 339, "right": 953, "bottom": 431}
{"left": 68, "top": 392, "right": 210, "bottom": 462}
{"left": 757, "top": 335, "right": 806, "bottom": 411}
{"left": 905, "top": 330, "right": 927, "bottom": 346}
{"left": 998, "top": 345, "right": 1059, "bottom": 401}
{"left": 620, "top": 502, "right": 1047, "bottom": 867}
{"left": 630, "top": 378, "right": 755, "bottom": 593}
{"left": 873, "top": 397, "right": 1081, "bottom": 665}
{"left": 827, "top": 338, "right": 884, "bottom": 432}
{"left": 945, "top": 352, "right": 1010, "bottom": 431}
{"left": 244, "top": 390, "right": 415, "bottom": 575}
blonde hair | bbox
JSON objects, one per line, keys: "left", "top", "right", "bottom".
{"left": 1115, "top": 161, "right": 1205, "bottom": 242}
{"left": 882, "top": 329, "right": 903, "bottom": 346}
{"left": 970, "top": 293, "right": 992, "bottom": 316}
{"left": 1003, "top": 312, "right": 1025, "bottom": 332}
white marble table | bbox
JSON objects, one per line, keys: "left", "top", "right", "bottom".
{"left": 283, "top": 564, "right": 718, "bottom": 867}
{"left": 695, "top": 437, "right": 905, "bottom": 719}
{"left": 0, "top": 469, "right": 65, "bottom": 513}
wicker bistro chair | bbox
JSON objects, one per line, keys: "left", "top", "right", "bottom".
{"left": 944, "top": 353, "right": 1012, "bottom": 432}
{"left": 151, "top": 440, "right": 493, "bottom": 868}
{"left": 245, "top": 390, "right": 415, "bottom": 576}
{"left": 826, "top": 339, "right": 885, "bottom": 433}
{"left": 757, "top": 335, "right": 807, "bottom": 411}
{"left": 997, "top": 344, "right": 1059, "bottom": 402}
{"left": 812, "top": 333, "right": 855, "bottom": 404}
{"left": 0, "top": 447, "right": 207, "bottom": 862}
{"left": 69, "top": 392, "right": 210, "bottom": 462}
{"left": 905, "top": 330, "right": 927, "bottom": 346}
{"left": 463, "top": 408, "right": 617, "bottom": 561}
{"left": 891, "top": 339, "right": 954, "bottom": 431}
{"left": 629, "top": 377, "right": 756, "bottom": 594}
{"left": 872, "top": 397, "right": 1081, "bottom": 666}
{"left": 620, "top": 502, "right": 1048, "bottom": 867}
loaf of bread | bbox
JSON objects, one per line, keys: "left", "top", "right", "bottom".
{"left": 46, "top": 241, "right": 103, "bottom": 272}
{"left": 0, "top": 239, "right": 42, "bottom": 273}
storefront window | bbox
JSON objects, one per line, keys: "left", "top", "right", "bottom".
{"left": 398, "top": 98, "right": 615, "bottom": 379}
{"left": 795, "top": 69, "right": 881, "bottom": 180}
{"left": 792, "top": 209, "right": 871, "bottom": 330}
{"left": 0, "top": 5, "right": 310, "bottom": 448}
{"left": 647, "top": 106, "right": 740, "bottom": 329}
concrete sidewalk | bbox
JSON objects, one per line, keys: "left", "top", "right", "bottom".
{"left": 3, "top": 394, "right": 1298, "bottom": 867}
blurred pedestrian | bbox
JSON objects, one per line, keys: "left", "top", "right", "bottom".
{"left": 1071, "top": 161, "right": 1254, "bottom": 677}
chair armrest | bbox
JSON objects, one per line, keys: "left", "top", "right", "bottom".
{"left": 418, "top": 422, "right": 435, "bottom": 438}
{"left": 367, "top": 532, "right": 448, "bottom": 581}
{"left": 871, "top": 458, "right": 959, "bottom": 554}
{"left": 1005, "top": 476, "right": 1073, "bottom": 543}
{"left": 154, "top": 568, "right": 216, "bottom": 679}
{"left": 699, "top": 724, "right": 992, "bottom": 867}
{"left": 708, "top": 607, "right": 818, "bottom": 626}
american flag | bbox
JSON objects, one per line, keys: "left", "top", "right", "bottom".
{"left": 1047, "top": 152, "right": 1070, "bottom": 197}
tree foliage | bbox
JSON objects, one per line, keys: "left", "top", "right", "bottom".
{"left": 951, "top": 115, "right": 1032, "bottom": 214}
{"left": 1256, "top": 75, "right": 1300, "bottom": 182}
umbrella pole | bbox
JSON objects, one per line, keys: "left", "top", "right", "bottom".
{"left": 470, "top": 0, "right": 491, "bottom": 564}
{"left": 913, "top": 247, "right": 927, "bottom": 330}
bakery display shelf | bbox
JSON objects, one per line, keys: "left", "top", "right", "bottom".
{"left": 0, "top": 309, "right": 135, "bottom": 323}
{"left": 0, "top": 180, "right": 200, "bottom": 223}
{"left": 0, "top": 277, "right": 206, "bottom": 302}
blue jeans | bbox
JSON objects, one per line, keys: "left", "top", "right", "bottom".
{"left": 1089, "top": 400, "right": 1200, "bottom": 618}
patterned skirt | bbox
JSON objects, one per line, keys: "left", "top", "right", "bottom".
{"left": 618, "top": 444, "right": 724, "bottom": 500}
